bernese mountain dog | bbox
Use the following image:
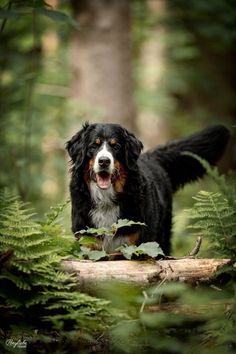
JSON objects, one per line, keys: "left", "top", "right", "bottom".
{"left": 66, "top": 123, "right": 230, "bottom": 255}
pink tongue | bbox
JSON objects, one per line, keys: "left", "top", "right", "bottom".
{"left": 96, "top": 174, "right": 111, "bottom": 189}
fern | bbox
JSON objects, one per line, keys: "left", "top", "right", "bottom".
{"left": 187, "top": 191, "right": 236, "bottom": 258}
{"left": 44, "top": 199, "right": 70, "bottom": 225}
{"left": 0, "top": 189, "right": 112, "bottom": 349}
{"left": 184, "top": 154, "right": 236, "bottom": 259}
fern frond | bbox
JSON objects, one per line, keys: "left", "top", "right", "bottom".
{"left": 0, "top": 273, "right": 31, "bottom": 290}
{"left": 0, "top": 188, "right": 111, "bottom": 341}
{"left": 188, "top": 169, "right": 236, "bottom": 259}
{"left": 0, "top": 188, "right": 18, "bottom": 207}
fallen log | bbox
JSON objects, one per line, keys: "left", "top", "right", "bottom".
{"left": 62, "top": 258, "right": 234, "bottom": 287}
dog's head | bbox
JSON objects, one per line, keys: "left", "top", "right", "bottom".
{"left": 66, "top": 123, "right": 143, "bottom": 192}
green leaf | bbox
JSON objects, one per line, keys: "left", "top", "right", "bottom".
{"left": 136, "top": 242, "right": 164, "bottom": 258}
{"left": 118, "top": 245, "right": 137, "bottom": 260}
{"left": 112, "top": 219, "right": 146, "bottom": 230}
{"left": 77, "top": 219, "right": 145, "bottom": 239}
{"left": 76, "top": 246, "right": 107, "bottom": 261}
{"left": 78, "top": 246, "right": 90, "bottom": 254}
{"left": 87, "top": 250, "right": 107, "bottom": 261}
{"left": 79, "top": 236, "right": 99, "bottom": 245}
{"left": 78, "top": 227, "right": 112, "bottom": 237}
{"left": 119, "top": 242, "right": 164, "bottom": 260}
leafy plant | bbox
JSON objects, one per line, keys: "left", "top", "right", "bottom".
{"left": 75, "top": 219, "right": 146, "bottom": 261}
{"left": 77, "top": 219, "right": 146, "bottom": 238}
{"left": 0, "top": 189, "right": 112, "bottom": 352}
{"left": 106, "top": 277, "right": 236, "bottom": 354}
{"left": 184, "top": 153, "right": 236, "bottom": 259}
{"left": 118, "top": 242, "right": 164, "bottom": 260}
{"left": 74, "top": 219, "right": 164, "bottom": 260}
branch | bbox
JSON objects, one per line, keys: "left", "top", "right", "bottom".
{"left": 188, "top": 236, "right": 202, "bottom": 257}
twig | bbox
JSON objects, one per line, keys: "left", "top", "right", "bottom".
{"left": 163, "top": 236, "right": 203, "bottom": 260}
{"left": 188, "top": 236, "right": 202, "bottom": 257}
{"left": 140, "top": 290, "right": 148, "bottom": 313}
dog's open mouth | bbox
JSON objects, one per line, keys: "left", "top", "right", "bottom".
{"left": 95, "top": 171, "right": 112, "bottom": 189}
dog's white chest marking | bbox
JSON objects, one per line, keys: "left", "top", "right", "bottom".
{"left": 89, "top": 182, "right": 120, "bottom": 229}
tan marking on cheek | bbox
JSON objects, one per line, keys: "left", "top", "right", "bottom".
{"left": 89, "top": 159, "right": 94, "bottom": 169}
{"left": 83, "top": 158, "right": 95, "bottom": 187}
{"left": 114, "top": 161, "right": 127, "bottom": 193}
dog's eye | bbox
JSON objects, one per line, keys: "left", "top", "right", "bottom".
{"left": 88, "top": 138, "right": 102, "bottom": 150}
{"left": 95, "top": 138, "right": 101, "bottom": 146}
{"left": 109, "top": 140, "right": 121, "bottom": 150}
{"left": 88, "top": 144, "right": 99, "bottom": 152}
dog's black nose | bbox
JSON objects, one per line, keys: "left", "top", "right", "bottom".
{"left": 98, "top": 157, "right": 111, "bottom": 168}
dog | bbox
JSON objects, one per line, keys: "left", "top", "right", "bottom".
{"left": 66, "top": 123, "right": 229, "bottom": 254}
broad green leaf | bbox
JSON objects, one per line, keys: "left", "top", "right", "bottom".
{"left": 119, "top": 242, "right": 164, "bottom": 260}
{"left": 87, "top": 250, "right": 107, "bottom": 261}
{"left": 136, "top": 242, "right": 164, "bottom": 258}
{"left": 75, "top": 246, "right": 107, "bottom": 261}
{"left": 78, "top": 236, "right": 98, "bottom": 245}
{"left": 118, "top": 245, "right": 137, "bottom": 260}
{"left": 79, "top": 246, "right": 90, "bottom": 255}
{"left": 112, "top": 219, "right": 146, "bottom": 230}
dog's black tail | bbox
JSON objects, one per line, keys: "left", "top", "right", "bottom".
{"left": 154, "top": 125, "right": 230, "bottom": 192}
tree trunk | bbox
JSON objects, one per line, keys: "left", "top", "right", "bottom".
{"left": 62, "top": 258, "right": 234, "bottom": 289}
{"left": 137, "top": 0, "right": 170, "bottom": 148}
{"left": 70, "top": 0, "right": 137, "bottom": 132}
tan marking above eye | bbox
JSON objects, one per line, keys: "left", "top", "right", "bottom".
{"left": 110, "top": 138, "right": 118, "bottom": 146}
{"left": 95, "top": 138, "right": 101, "bottom": 145}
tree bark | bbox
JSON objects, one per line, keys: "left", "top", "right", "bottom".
{"left": 62, "top": 258, "right": 234, "bottom": 288}
{"left": 70, "top": 0, "right": 137, "bottom": 132}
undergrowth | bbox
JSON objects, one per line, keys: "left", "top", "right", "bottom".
{"left": 184, "top": 153, "right": 236, "bottom": 259}
{"left": 73, "top": 219, "right": 163, "bottom": 261}
{"left": 0, "top": 189, "right": 112, "bottom": 353}
{"left": 0, "top": 156, "right": 236, "bottom": 353}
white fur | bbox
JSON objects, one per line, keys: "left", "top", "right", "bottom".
{"left": 94, "top": 142, "right": 114, "bottom": 173}
{"left": 89, "top": 182, "right": 132, "bottom": 253}
{"left": 89, "top": 181, "right": 120, "bottom": 229}
{"left": 90, "top": 144, "right": 124, "bottom": 252}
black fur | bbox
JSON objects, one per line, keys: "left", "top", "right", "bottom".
{"left": 66, "top": 123, "right": 230, "bottom": 254}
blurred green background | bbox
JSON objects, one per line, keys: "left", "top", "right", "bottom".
{"left": 0, "top": 0, "right": 235, "bottom": 255}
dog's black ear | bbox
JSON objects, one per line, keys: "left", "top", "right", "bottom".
{"left": 66, "top": 122, "right": 90, "bottom": 167}
{"left": 124, "top": 129, "right": 143, "bottom": 169}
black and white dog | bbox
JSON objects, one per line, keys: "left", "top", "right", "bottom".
{"left": 66, "top": 123, "right": 229, "bottom": 254}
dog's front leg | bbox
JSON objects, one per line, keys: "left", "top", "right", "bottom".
{"left": 102, "top": 227, "right": 141, "bottom": 253}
